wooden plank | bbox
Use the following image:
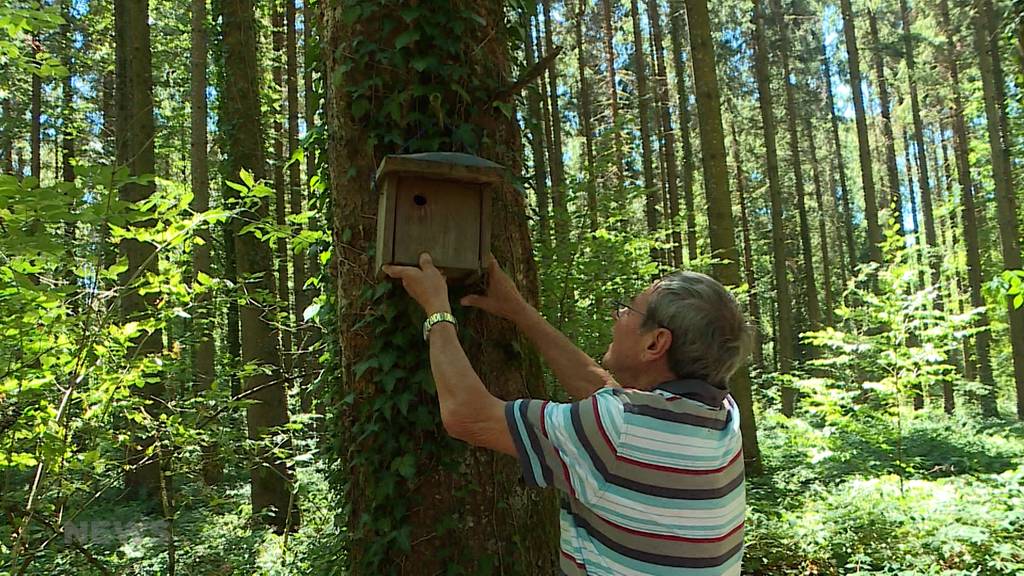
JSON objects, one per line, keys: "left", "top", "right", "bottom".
{"left": 376, "top": 153, "right": 505, "bottom": 186}
{"left": 374, "top": 177, "right": 398, "bottom": 273}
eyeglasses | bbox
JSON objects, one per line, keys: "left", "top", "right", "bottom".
{"left": 612, "top": 299, "right": 645, "bottom": 321}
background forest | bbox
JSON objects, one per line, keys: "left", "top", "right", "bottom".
{"left": 1, "top": 0, "right": 1023, "bottom": 574}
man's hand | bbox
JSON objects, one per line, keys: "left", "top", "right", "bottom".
{"left": 460, "top": 255, "right": 529, "bottom": 320}
{"left": 382, "top": 252, "right": 451, "bottom": 314}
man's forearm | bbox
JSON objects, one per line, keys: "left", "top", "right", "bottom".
{"left": 514, "top": 304, "right": 614, "bottom": 399}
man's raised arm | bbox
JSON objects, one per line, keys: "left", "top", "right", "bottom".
{"left": 461, "top": 257, "right": 615, "bottom": 400}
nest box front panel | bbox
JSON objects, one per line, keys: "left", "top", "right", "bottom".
{"left": 392, "top": 176, "right": 482, "bottom": 270}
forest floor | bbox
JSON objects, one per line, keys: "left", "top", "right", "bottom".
{"left": 21, "top": 405, "right": 1024, "bottom": 576}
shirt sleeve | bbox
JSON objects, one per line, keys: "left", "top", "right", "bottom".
{"left": 504, "top": 388, "right": 624, "bottom": 504}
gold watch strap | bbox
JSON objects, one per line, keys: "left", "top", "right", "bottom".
{"left": 423, "top": 312, "right": 458, "bottom": 341}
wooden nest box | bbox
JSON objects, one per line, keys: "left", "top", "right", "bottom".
{"left": 375, "top": 152, "right": 505, "bottom": 281}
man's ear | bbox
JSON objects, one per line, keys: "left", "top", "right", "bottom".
{"left": 644, "top": 328, "right": 673, "bottom": 361}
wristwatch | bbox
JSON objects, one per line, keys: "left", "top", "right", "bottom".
{"left": 423, "top": 311, "right": 458, "bottom": 341}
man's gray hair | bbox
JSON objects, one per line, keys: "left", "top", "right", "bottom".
{"left": 640, "top": 271, "right": 752, "bottom": 388}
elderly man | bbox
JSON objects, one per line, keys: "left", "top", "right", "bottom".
{"left": 383, "top": 253, "right": 748, "bottom": 575}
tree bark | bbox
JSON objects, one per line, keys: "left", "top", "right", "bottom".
{"left": 668, "top": 0, "right": 700, "bottom": 265}
{"left": 541, "top": 0, "right": 568, "bottom": 251}
{"left": 900, "top": 0, "right": 940, "bottom": 292}
{"left": 31, "top": 49, "right": 42, "bottom": 181}
{"left": 751, "top": 0, "right": 796, "bottom": 416}
{"left": 320, "top": 1, "right": 559, "bottom": 571}
{"left": 647, "top": 0, "right": 682, "bottom": 265}
{"left": 287, "top": 0, "right": 309, "bottom": 400}
{"left": 630, "top": 0, "right": 660, "bottom": 236}
{"left": 974, "top": 0, "right": 1024, "bottom": 419}
{"left": 301, "top": 0, "right": 322, "bottom": 415}
{"left": 115, "top": 0, "right": 163, "bottom": 500}
{"left": 839, "top": 0, "right": 883, "bottom": 264}
{"left": 190, "top": 0, "right": 220, "bottom": 485}
{"left": 770, "top": 0, "right": 821, "bottom": 336}
{"left": 272, "top": 1, "right": 293, "bottom": 375}
{"left": 573, "top": 0, "right": 598, "bottom": 232}
{"left": 524, "top": 13, "right": 550, "bottom": 244}
{"left": 729, "top": 117, "right": 763, "bottom": 367}
{"left": 805, "top": 114, "right": 835, "bottom": 327}
{"left": 600, "top": 0, "right": 626, "bottom": 199}
{"left": 220, "top": 0, "right": 298, "bottom": 531}
{"left": 821, "top": 38, "right": 856, "bottom": 275}
{"left": 686, "top": 0, "right": 762, "bottom": 473}
{"left": 867, "top": 9, "right": 904, "bottom": 236}
{"left": 940, "top": 0, "right": 995, "bottom": 416}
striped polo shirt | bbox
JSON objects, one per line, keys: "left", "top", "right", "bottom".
{"left": 505, "top": 379, "right": 745, "bottom": 575}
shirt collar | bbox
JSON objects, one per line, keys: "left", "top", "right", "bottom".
{"left": 653, "top": 378, "right": 729, "bottom": 407}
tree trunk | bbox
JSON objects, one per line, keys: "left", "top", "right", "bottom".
{"left": 805, "top": 115, "right": 835, "bottom": 327}
{"left": 751, "top": 0, "right": 796, "bottom": 416}
{"left": 668, "top": 0, "right": 700, "bottom": 265}
{"left": 974, "top": 0, "right": 1024, "bottom": 419}
{"left": 687, "top": 0, "right": 762, "bottom": 473}
{"left": 647, "top": 0, "right": 682, "bottom": 265}
{"left": 190, "top": 0, "right": 220, "bottom": 486}
{"left": 900, "top": 0, "right": 940, "bottom": 293}
{"left": 31, "top": 51, "right": 42, "bottom": 181}
{"left": 730, "top": 118, "right": 763, "bottom": 367}
{"left": 574, "top": 0, "right": 598, "bottom": 232}
{"left": 220, "top": 0, "right": 298, "bottom": 531}
{"left": 320, "top": 1, "right": 559, "bottom": 572}
{"left": 541, "top": 0, "right": 567, "bottom": 251}
{"left": 839, "top": 0, "right": 883, "bottom": 264}
{"left": 524, "top": 13, "right": 550, "bottom": 245}
{"left": 770, "top": 0, "right": 821, "bottom": 336}
{"left": 600, "top": 0, "right": 625, "bottom": 199}
{"left": 867, "top": 9, "right": 904, "bottom": 237}
{"left": 1, "top": 98, "right": 12, "bottom": 173}
{"left": 272, "top": 2, "right": 293, "bottom": 376}
{"left": 940, "top": 0, "right": 996, "bottom": 417}
{"left": 821, "top": 38, "right": 856, "bottom": 274}
{"left": 301, "top": 0, "right": 322, "bottom": 415}
{"left": 630, "top": 0, "right": 660, "bottom": 236}
{"left": 287, "top": 0, "right": 309, "bottom": 401}
{"left": 115, "top": 0, "right": 163, "bottom": 501}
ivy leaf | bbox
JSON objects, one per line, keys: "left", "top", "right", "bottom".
{"left": 351, "top": 98, "right": 370, "bottom": 119}
{"left": 391, "top": 453, "right": 416, "bottom": 479}
{"left": 238, "top": 168, "right": 255, "bottom": 188}
{"left": 303, "top": 302, "right": 321, "bottom": 322}
{"left": 394, "top": 29, "right": 420, "bottom": 49}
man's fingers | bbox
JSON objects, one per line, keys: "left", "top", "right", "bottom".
{"left": 460, "top": 294, "right": 481, "bottom": 307}
{"left": 382, "top": 264, "right": 414, "bottom": 278}
{"left": 419, "top": 252, "right": 435, "bottom": 270}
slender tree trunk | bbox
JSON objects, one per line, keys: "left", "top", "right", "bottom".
{"left": 301, "top": 0, "right": 321, "bottom": 415}
{"left": 940, "top": 0, "right": 995, "bottom": 416}
{"left": 190, "top": 0, "right": 220, "bottom": 485}
{"left": 902, "top": 125, "right": 923, "bottom": 268}
{"left": 647, "top": 0, "right": 682, "bottom": 265}
{"left": 839, "top": 0, "right": 882, "bottom": 264}
{"left": 115, "top": 0, "right": 163, "bottom": 501}
{"left": 574, "top": 0, "right": 598, "bottom": 232}
{"left": 867, "top": 9, "right": 904, "bottom": 236}
{"left": 600, "top": 0, "right": 625, "bottom": 198}
{"left": 900, "top": 0, "right": 940, "bottom": 293}
{"left": 221, "top": 0, "right": 299, "bottom": 531}
{"left": 525, "top": 13, "right": 549, "bottom": 245}
{"left": 751, "top": 0, "right": 796, "bottom": 416}
{"left": 320, "top": 1, "right": 559, "bottom": 570}
{"left": 541, "top": 0, "right": 567, "bottom": 251}
{"left": 821, "top": 38, "right": 856, "bottom": 273}
{"left": 730, "top": 118, "right": 763, "bottom": 367}
{"left": 31, "top": 49, "right": 42, "bottom": 181}
{"left": 630, "top": 0, "right": 660, "bottom": 236}
{"left": 936, "top": 120, "right": 964, "bottom": 409}
{"left": 686, "top": 0, "right": 761, "bottom": 473}
{"left": 287, "top": 0, "right": 308, "bottom": 397}
{"left": 668, "top": 0, "right": 699, "bottom": 264}
{"left": 805, "top": 115, "right": 835, "bottom": 327}
{"left": 1, "top": 99, "right": 12, "bottom": 173}
{"left": 770, "top": 0, "right": 821, "bottom": 335}
{"left": 272, "top": 2, "right": 293, "bottom": 375}
{"left": 974, "top": 0, "right": 1024, "bottom": 419}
